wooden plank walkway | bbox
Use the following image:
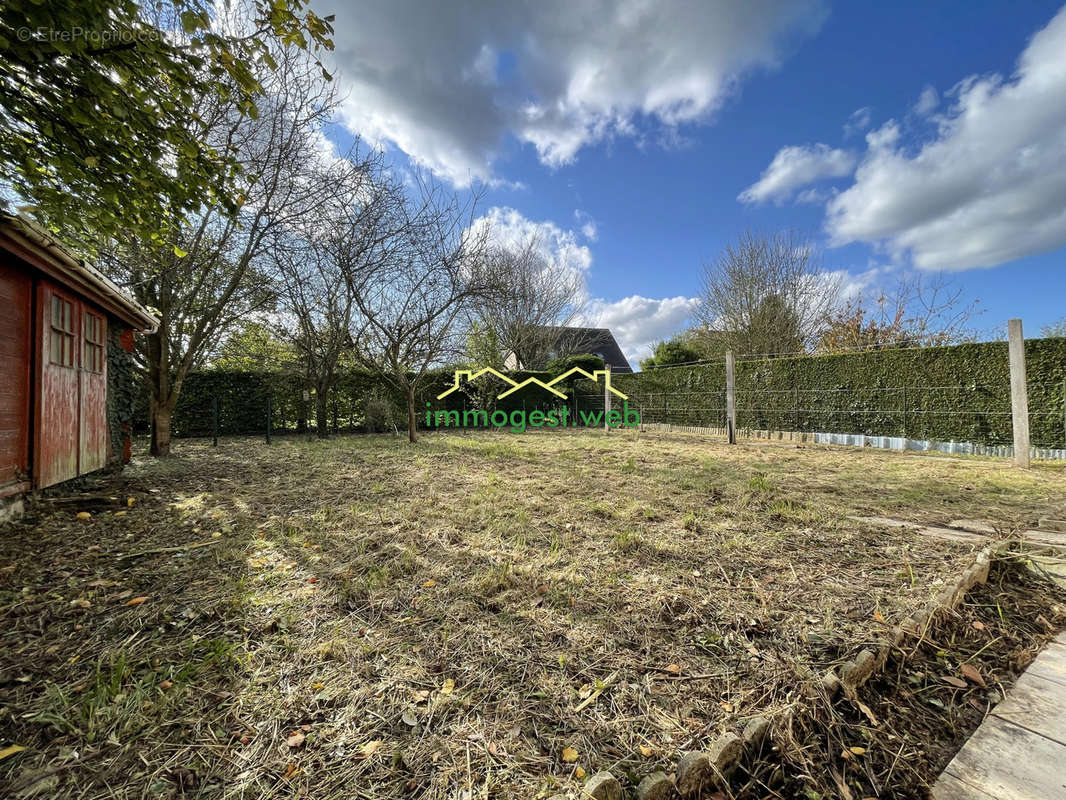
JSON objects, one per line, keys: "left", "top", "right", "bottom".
{"left": 932, "top": 632, "right": 1066, "bottom": 799}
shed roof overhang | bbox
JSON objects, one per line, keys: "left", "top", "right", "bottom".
{"left": 0, "top": 213, "right": 158, "bottom": 332}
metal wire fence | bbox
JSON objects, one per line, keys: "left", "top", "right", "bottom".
{"left": 610, "top": 380, "right": 1066, "bottom": 452}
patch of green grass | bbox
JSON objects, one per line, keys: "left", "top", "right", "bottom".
{"left": 612, "top": 528, "right": 645, "bottom": 554}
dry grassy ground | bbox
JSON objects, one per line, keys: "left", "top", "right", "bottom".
{"left": 1, "top": 430, "right": 1064, "bottom": 799}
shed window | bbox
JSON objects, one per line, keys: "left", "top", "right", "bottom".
{"left": 84, "top": 312, "right": 105, "bottom": 372}
{"left": 49, "top": 295, "right": 75, "bottom": 367}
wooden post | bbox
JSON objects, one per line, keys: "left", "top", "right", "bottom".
{"left": 725, "top": 350, "right": 736, "bottom": 444}
{"left": 1007, "top": 319, "right": 1030, "bottom": 468}
{"left": 603, "top": 366, "right": 611, "bottom": 432}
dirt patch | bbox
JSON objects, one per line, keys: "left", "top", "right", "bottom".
{"left": 758, "top": 559, "right": 1066, "bottom": 799}
{"left": 0, "top": 430, "right": 1063, "bottom": 798}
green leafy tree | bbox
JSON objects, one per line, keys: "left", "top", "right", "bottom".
{"left": 464, "top": 322, "right": 506, "bottom": 368}
{"left": 639, "top": 337, "right": 703, "bottom": 370}
{"left": 0, "top": 0, "right": 333, "bottom": 243}
{"left": 211, "top": 321, "right": 297, "bottom": 371}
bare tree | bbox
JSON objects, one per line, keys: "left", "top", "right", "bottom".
{"left": 100, "top": 41, "right": 336, "bottom": 455}
{"left": 269, "top": 150, "right": 386, "bottom": 437}
{"left": 694, "top": 230, "right": 840, "bottom": 357}
{"left": 1041, "top": 317, "right": 1066, "bottom": 339}
{"left": 346, "top": 176, "right": 489, "bottom": 443}
{"left": 818, "top": 273, "right": 982, "bottom": 352}
{"left": 467, "top": 236, "right": 586, "bottom": 369}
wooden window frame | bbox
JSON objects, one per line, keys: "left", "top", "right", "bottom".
{"left": 83, "top": 311, "right": 105, "bottom": 373}
{"left": 49, "top": 293, "right": 76, "bottom": 368}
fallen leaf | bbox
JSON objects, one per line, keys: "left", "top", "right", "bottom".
{"left": 849, "top": 746, "right": 866, "bottom": 755}
{"left": 0, "top": 745, "right": 27, "bottom": 761}
{"left": 127, "top": 497, "right": 135, "bottom": 507}
{"left": 638, "top": 745, "right": 653, "bottom": 757}
{"left": 114, "top": 511, "right": 127, "bottom": 517}
{"left": 159, "top": 680, "right": 173, "bottom": 690}
{"left": 422, "top": 579, "right": 437, "bottom": 588}
{"left": 942, "top": 676, "right": 968, "bottom": 688}
{"left": 76, "top": 512, "right": 91, "bottom": 520}
{"left": 286, "top": 730, "right": 305, "bottom": 748}
{"left": 402, "top": 708, "right": 418, "bottom": 726}
{"left": 70, "top": 598, "right": 91, "bottom": 608}
{"left": 311, "top": 682, "right": 325, "bottom": 690}
{"left": 840, "top": 748, "right": 853, "bottom": 760}
{"left": 873, "top": 608, "right": 886, "bottom": 624}
{"left": 307, "top": 577, "right": 318, "bottom": 584}
{"left": 719, "top": 701, "right": 734, "bottom": 712}
{"left": 960, "top": 663, "right": 986, "bottom": 687}
{"left": 663, "top": 663, "right": 681, "bottom": 675}
{"left": 362, "top": 740, "right": 382, "bottom": 757}
{"left": 575, "top": 766, "right": 586, "bottom": 778}
{"left": 561, "top": 747, "right": 578, "bottom": 763}
{"left": 283, "top": 763, "right": 297, "bottom": 779}
{"left": 126, "top": 596, "right": 148, "bottom": 606}
{"left": 441, "top": 678, "right": 455, "bottom": 695}
{"left": 972, "top": 620, "right": 986, "bottom": 631}
{"left": 87, "top": 579, "right": 114, "bottom": 587}
{"left": 856, "top": 699, "right": 880, "bottom": 726}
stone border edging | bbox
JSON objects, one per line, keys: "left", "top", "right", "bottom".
{"left": 822, "top": 544, "right": 997, "bottom": 698}
{"left": 567, "top": 544, "right": 1001, "bottom": 799}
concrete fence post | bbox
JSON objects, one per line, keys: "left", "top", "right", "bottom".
{"left": 726, "top": 350, "right": 736, "bottom": 444}
{"left": 1007, "top": 318, "right": 1030, "bottom": 468}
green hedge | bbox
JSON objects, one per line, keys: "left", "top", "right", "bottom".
{"left": 147, "top": 341, "right": 1066, "bottom": 447}
{"left": 613, "top": 338, "right": 1066, "bottom": 448}
{"left": 145, "top": 362, "right": 606, "bottom": 438}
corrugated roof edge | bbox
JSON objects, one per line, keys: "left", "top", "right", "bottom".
{"left": 0, "top": 212, "right": 158, "bottom": 332}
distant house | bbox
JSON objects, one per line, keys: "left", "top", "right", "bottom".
{"left": 0, "top": 213, "right": 158, "bottom": 517}
{"left": 504, "top": 326, "right": 633, "bottom": 373}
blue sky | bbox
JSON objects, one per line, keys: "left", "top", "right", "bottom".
{"left": 318, "top": 0, "right": 1066, "bottom": 366}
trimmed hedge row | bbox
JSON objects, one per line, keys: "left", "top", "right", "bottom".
{"left": 147, "top": 340, "right": 1066, "bottom": 447}
{"left": 144, "top": 362, "right": 606, "bottom": 438}
{"left": 612, "top": 338, "right": 1066, "bottom": 448}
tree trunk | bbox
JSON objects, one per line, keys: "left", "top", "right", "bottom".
{"left": 151, "top": 402, "right": 172, "bottom": 457}
{"left": 315, "top": 385, "right": 329, "bottom": 439}
{"left": 406, "top": 386, "right": 417, "bottom": 443}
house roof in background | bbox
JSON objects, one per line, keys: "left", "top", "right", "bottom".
{"left": 552, "top": 326, "right": 633, "bottom": 373}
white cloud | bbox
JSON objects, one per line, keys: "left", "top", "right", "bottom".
{"left": 844, "top": 106, "right": 872, "bottom": 138}
{"left": 738, "top": 144, "right": 857, "bottom": 205}
{"left": 825, "top": 5, "right": 1066, "bottom": 271}
{"left": 316, "top": 0, "right": 827, "bottom": 185}
{"left": 587, "top": 295, "right": 701, "bottom": 366}
{"left": 574, "top": 209, "right": 598, "bottom": 241}
{"left": 913, "top": 85, "right": 939, "bottom": 116}
{"left": 470, "top": 206, "right": 594, "bottom": 275}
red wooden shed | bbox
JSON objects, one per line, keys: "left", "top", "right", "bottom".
{"left": 0, "top": 213, "right": 157, "bottom": 514}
